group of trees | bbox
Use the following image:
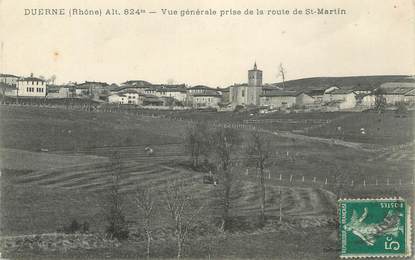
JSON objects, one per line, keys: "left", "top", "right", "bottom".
{"left": 185, "top": 122, "right": 274, "bottom": 230}
{"left": 104, "top": 152, "right": 204, "bottom": 259}
{"left": 103, "top": 124, "right": 274, "bottom": 259}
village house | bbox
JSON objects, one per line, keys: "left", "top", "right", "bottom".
{"left": 0, "top": 73, "right": 20, "bottom": 86}
{"left": 0, "top": 84, "right": 17, "bottom": 97}
{"left": 259, "top": 90, "right": 301, "bottom": 109}
{"left": 142, "top": 94, "right": 165, "bottom": 106}
{"left": 123, "top": 90, "right": 141, "bottom": 105}
{"left": 108, "top": 93, "right": 128, "bottom": 104}
{"left": 379, "top": 82, "right": 415, "bottom": 105}
{"left": 75, "top": 81, "right": 109, "bottom": 99}
{"left": 16, "top": 74, "right": 47, "bottom": 97}
{"left": 322, "top": 89, "right": 357, "bottom": 110}
{"left": 358, "top": 94, "right": 376, "bottom": 108}
{"left": 216, "top": 87, "right": 230, "bottom": 103}
{"left": 304, "top": 86, "right": 339, "bottom": 104}
{"left": 188, "top": 85, "right": 216, "bottom": 95}
{"left": 155, "top": 85, "right": 188, "bottom": 103}
{"left": 119, "top": 80, "right": 152, "bottom": 94}
{"left": 341, "top": 84, "right": 376, "bottom": 95}
{"left": 192, "top": 90, "right": 222, "bottom": 109}
{"left": 403, "top": 89, "right": 415, "bottom": 104}
{"left": 46, "top": 85, "right": 74, "bottom": 99}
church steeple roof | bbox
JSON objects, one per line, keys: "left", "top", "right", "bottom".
{"left": 253, "top": 62, "right": 257, "bottom": 70}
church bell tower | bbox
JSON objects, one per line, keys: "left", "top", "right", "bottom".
{"left": 247, "top": 62, "right": 262, "bottom": 105}
{"left": 248, "top": 62, "right": 263, "bottom": 87}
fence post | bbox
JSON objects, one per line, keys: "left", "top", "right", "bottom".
{"left": 351, "top": 180, "right": 354, "bottom": 186}
{"left": 289, "top": 175, "right": 293, "bottom": 183}
{"left": 302, "top": 176, "right": 305, "bottom": 182}
{"left": 399, "top": 179, "right": 402, "bottom": 186}
{"left": 268, "top": 172, "right": 271, "bottom": 180}
{"left": 325, "top": 178, "right": 328, "bottom": 185}
{"left": 375, "top": 179, "right": 378, "bottom": 186}
{"left": 363, "top": 179, "right": 366, "bottom": 187}
{"left": 279, "top": 186, "right": 282, "bottom": 223}
{"left": 279, "top": 174, "right": 282, "bottom": 181}
{"left": 313, "top": 177, "right": 316, "bottom": 183}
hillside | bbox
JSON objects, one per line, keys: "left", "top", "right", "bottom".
{"left": 269, "top": 75, "right": 414, "bottom": 91}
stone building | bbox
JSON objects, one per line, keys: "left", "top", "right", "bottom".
{"left": 230, "top": 63, "right": 263, "bottom": 107}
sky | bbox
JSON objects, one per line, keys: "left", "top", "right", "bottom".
{"left": 0, "top": 0, "right": 414, "bottom": 87}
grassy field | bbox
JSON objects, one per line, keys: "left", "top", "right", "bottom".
{"left": 0, "top": 106, "right": 413, "bottom": 259}
{"left": 0, "top": 106, "right": 185, "bottom": 151}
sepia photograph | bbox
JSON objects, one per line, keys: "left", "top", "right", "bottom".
{"left": 0, "top": 0, "right": 414, "bottom": 259}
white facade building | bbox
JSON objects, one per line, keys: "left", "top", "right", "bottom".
{"left": 108, "top": 93, "right": 128, "bottom": 104}
{"left": 323, "top": 89, "right": 357, "bottom": 109}
{"left": 17, "top": 76, "right": 47, "bottom": 97}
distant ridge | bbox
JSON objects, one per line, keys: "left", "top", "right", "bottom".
{"left": 269, "top": 75, "right": 414, "bottom": 91}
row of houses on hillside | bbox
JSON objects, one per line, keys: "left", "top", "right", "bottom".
{"left": 0, "top": 73, "right": 230, "bottom": 109}
{"left": 2, "top": 68, "right": 414, "bottom": 111}
{"left": 229, "top": 64, "right": 415, "bottom": 111}
{"left": 107, "top": 83, "right": 225, "bottom": 108}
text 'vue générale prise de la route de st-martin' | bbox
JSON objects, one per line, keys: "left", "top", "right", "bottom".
{"left": 23, "top": 7, "right": 347, "bottom": 17}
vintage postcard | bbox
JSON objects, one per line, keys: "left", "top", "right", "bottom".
{"left": 0, "top": 0, "right": 413, "bottom": 259}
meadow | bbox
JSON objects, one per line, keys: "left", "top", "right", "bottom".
{"left": 0, "top": 106, "right": 413, "bottom": 259}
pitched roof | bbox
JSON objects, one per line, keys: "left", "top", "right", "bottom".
{"left": 217, "top": 87, "right": 229, "bottom": 92}
{"left": 189, "top": 85, "right": 215, "bottom": 90}
{"left": 262, "top": 85, "right": 283, "bottom": 91}
{"left": 17, "top": 77, "right": 45, "bottom": 82}
{"left": 382, "top": 87, "right": 415, "bottom": 95}
{"left": 192, "top": 90, "right": 221, "bottom": 97}
{"left": 0, "top": 73, "right": 19, "bottom": 78}
{"left": 112, "top": 93, "right": 126, "bottom": 97}
{"left": 306, "top": 89, "right": 326, "bottom": 96}
{"left": 260, "top": 90, "right": 301, "bottom": 97}
{"left": 76, "top": 81, "right": 109, "bottom": 87}
{"left": 404, "top": 89, "right": 415, "bottom": 96}
{"left": 329, "top": 89, "right": 355, "bottom": 95}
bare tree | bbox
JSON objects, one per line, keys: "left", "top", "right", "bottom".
{"left": 105, "top": 152, "right": 129, "bottom": 240}
{"left": 184, "top": 122, "right": 210, "bottom": 168}
{"left": 209, "top": 127, "right": 240, "bottom": 231}
{"left": 164, "top": 181, "right": 203, "bottom": 259}
{"left": 135, "top": 187, "right": 155, "bottom": 259}
{"left": 277, "top": 63, "right": 287, "bottom": 89}
{"left": 247, "top": 130, "right": 272, "bottom": 226}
